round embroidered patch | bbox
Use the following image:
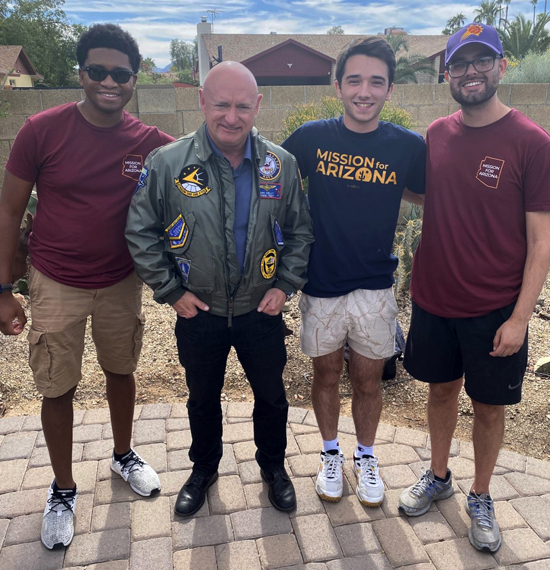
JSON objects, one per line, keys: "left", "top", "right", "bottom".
{"left": 175, "top": 165, "right": 211, "bottom": 197}
{"left": 259, "top": 151, "right": 282, "bottom": 181}
{"left": 260, "top": 248, "right": 277, "bottom": 279}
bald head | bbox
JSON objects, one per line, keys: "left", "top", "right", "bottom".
{"left": 203, "top": 61, "right": 258, "bottom": 95}
{"left": 200, "top": 61, "right": 262, "bottom": 160}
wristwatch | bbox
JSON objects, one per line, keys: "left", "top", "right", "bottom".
{"left": 0, "top": 284, "right": 14, "bottom": 294}
{"left": 285, "top": 292, "right": 296, "bottom": 302}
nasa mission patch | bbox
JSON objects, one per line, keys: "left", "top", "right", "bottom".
{"left": 175, "top": 165, "right": 212, "bottom": 197}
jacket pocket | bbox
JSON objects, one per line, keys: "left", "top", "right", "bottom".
{"left": 165, "top": 212, "right": 214, "bottom": 293}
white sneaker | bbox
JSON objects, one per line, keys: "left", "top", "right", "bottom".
{"left": 466, "top": 492, "right": 502, "bottom": 552}
{"left": 399, "top": 468, "right": 454, "bottom": 516}
{"left": 110, "top": 448, "right": 161, "bottom": 497}
{"left": 315, "top": 450, "right": 345, "bottom": 502}
{"left": 353, "top": 454, "right": 384, "bottom": 507}
{"left": 41, "top": 481, "right": 78, "bottom": 549}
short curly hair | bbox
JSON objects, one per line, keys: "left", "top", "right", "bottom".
{"left": 76, "top": 23, "right": 141, "bottom": 73}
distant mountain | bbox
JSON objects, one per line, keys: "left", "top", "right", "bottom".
{"left": 153, "top": 62, "right": 173, "bottom": 73}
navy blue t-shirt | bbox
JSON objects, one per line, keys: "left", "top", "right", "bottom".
{"left": 282, "top": 116, "right": 426, "bottom": 297}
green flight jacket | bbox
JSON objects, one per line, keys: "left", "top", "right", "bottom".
{"left": 125, "top": 124, "right": 314, "bottom": 318}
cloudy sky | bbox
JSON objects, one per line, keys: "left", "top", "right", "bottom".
{"left": 63, "top": 1, "right": 542, "bottom": 67}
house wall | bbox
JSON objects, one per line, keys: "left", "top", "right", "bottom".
{"left": 11, "top": 75, "right": 33, "bottom": 88}
{"left": 1, "top": 83, "right": 549, "bottom": 187}
{"left": 244, "top": 44, "right": 332, "bottom": 79}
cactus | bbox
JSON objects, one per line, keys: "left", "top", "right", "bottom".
{"left": 394, "top": 205, "right": 423, "bottom": 302}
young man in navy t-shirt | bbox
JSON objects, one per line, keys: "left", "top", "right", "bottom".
{"left": 282, "top": 37, "right": 425, "bottom": 507}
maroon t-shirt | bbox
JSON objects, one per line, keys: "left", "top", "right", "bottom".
{"left": 6, "top": 102, "right": 174, "bottom": 288}
{"left": 411, "top": 109, "right": 550, "bottom": 318}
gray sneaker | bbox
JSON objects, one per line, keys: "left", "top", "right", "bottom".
{"left": 466, "top": 492, "right": 501, "bottom": 552}
{"left": 41, "top": 481, "right": 78, "bottom": 549}
{"left": 399, "top": 468, "right": 454, "bottom": 516}
{"left": 111, "top": 448, "right": 161, "bottom": 497}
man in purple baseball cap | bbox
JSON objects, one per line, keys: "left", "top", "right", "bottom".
{"left": 398, "top": 23, "right": 550, "bottom": 554}
{"left": 444, "top": 22, "right": 504, "bottom": 64}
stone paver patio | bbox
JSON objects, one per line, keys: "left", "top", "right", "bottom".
{"left": 0, "top": 403, "right": 549, "bottom": 569}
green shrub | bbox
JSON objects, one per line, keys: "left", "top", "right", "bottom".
{"left": 502, "top": 51, "right": 550, "bottom": 83}
{"left": 277, "top": 96, "right": 415, "bottom": 143}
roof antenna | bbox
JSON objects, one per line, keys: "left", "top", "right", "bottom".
{"left": 206, "top": 8, "right": 223, "bottom": 32}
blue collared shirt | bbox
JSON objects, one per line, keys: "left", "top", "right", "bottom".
{"left": 206, "top": 128, "right": 253, "bottom": 273}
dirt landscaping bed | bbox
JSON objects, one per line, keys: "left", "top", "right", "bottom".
{"left": 1, "top": 277, "right": 549, "bottom": 461}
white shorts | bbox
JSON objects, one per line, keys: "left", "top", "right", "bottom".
{"left": 299, "top": 288, "right": 398, "bottom": 360}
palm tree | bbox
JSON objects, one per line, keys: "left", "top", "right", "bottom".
{"left": 384, "top": 35, "right": 437, "bottom": 84}
{"left": 531, "top": 0, "right": 538, "bottom": 25}
{"left": 385, "top": 33, "right": 408, "bottom": 54}
{"left": 442, "top": 13, "right": 466, "bottom": 35}
{"left": 394, "top": 54, "right": 438, "bottom": 84}
{"left": 503, "top": 0, "right": 512, "bottom": 25}
{"left": 474, "top": 1, "right": 500, "bottom": 25}
{"left": 499, "top": 12, "right": 550, "bottom": 59}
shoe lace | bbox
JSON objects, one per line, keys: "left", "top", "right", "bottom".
{"left": 46, "top": 491, "right": 75, "bottom": 514}
{"left": 469, "top": 493, "right": 494, "bottom": 529}
{"left": 118, "top": 450, "right": 144, "bottom": 475}
{"left": 358, "top": 456, "right": 379, "bottom": 485}
{"left": 410, "top": 468, "right": 439, "bottom": 498}
{"left": 324, "top": 453, "right": 344, "bottom": 480}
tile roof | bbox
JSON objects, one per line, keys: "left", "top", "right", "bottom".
{"left": 0, "top": 45, "right": 22, "bottom": 75}
{"left": 202, "top": 34, "right": 448, "bottom": 63}
{"left": 0, "top": 45, "right": 42, "bottom": 79}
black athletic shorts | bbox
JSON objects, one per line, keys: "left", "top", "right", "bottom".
{"left": 404, "top": 301, "right": 528, "bottom": 406}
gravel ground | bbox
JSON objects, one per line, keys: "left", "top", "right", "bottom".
{"left": 1, "top": 277, "right": 549, "bottom": 461}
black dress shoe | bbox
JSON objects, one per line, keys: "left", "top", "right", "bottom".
{"left": 174, "top": 471, "right": 219, "bottom": 516}
{"left": 260, "top": 468, "right": 296, "bottom": 512}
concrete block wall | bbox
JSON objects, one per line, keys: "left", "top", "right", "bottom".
{"left": 1, "top": 83, "right": 549, "bottom": 186}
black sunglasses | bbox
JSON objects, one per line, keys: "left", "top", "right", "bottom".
{"left": 81, "top": 66, "right": 135, "bottom": 84}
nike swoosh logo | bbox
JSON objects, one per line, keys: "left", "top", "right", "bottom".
{"left": 508, "top": 380, "right": 523, "bottom": 390}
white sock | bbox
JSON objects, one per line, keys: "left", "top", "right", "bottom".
{"left": 355, "top": 442, "right": 374, "bottom": 458}
{"left": 322, "top": 437, "right": 340, "bottom": 453}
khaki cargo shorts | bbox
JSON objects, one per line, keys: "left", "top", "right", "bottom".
{"left": 299, "top": 288, "right": 398, "bottom": 360}
{"left": 28, "top": 267, "right": 145, "bottom": 398}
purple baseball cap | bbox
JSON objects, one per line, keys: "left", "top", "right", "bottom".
{"left": 445, "top": 23, "right": 504, "bottom": 64}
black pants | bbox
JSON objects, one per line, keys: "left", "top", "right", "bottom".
{"left": 175, "top": 309, "right": 288, "bottom": 476}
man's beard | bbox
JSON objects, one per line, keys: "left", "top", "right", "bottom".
{"left": 450, "top": 77, "right": 498, "bottom": 107}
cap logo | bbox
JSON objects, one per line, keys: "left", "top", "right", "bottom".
{"left": 461, "top": 24, "right": 483, "bottom": 41}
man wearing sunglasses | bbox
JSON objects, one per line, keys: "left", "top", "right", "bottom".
{"left": 399, "top": 24, "right": 550, "bottom": 553}
{"left": 0, "top": 24, "right": 173, "bottom": 549}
